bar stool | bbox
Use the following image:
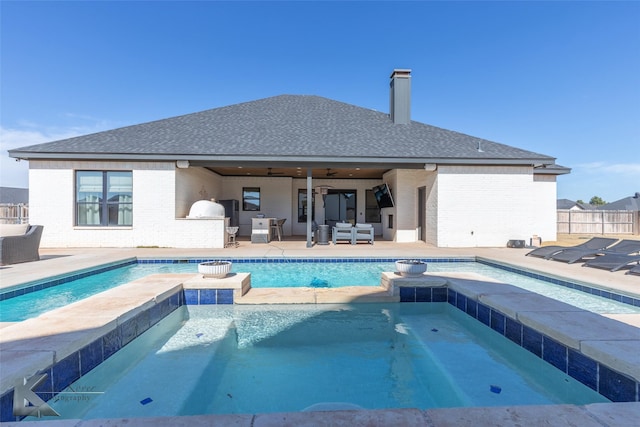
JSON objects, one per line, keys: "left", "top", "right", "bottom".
{"left": 270, "top": 219, "right": 286, "bottom": 241}
{"left": 225, "top": 226, "right": 239, "bottom": 248}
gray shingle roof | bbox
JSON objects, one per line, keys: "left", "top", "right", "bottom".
{"left": 599, "top": 193, "right": 640, "bottom": 211}
{"left": 9, "top": 95, "right": 556, "bottom": 165}
{"left": 0, "top": 187, "right": 29, "bottom": 204}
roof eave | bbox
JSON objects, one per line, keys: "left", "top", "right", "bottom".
{"left": 9, "top": 151, "right": 558, "bottom": 168}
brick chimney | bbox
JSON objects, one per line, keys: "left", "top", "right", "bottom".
{"left": 389, "top": 69, "right": 411, "bottom": 124}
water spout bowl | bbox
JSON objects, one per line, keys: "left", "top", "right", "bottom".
{"left": 395, "top": 260, "right": 427, "bottom": 277}
{"left": 198, "top": 261, "right": 232, "bottom": 279}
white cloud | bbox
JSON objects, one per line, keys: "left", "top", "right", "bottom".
{"left": 558, "top": 161, "right": 640, "bottom": 202}
{"left": 0, "top": 125, "right": 91, "bottom": 188}
{"left": 1, "top": 113, "right": 119, "bottom": 188}
{"left": 576, "top": 162, "right": 640, "bottom": 176}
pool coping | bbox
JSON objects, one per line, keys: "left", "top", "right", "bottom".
{"left": 3, "top": 403, "right": 640, "bottom": 427}
{"left": 1, "top": 268, "right": 639, "bottom": 423}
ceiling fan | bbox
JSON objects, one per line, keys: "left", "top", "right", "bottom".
{"left": 267, "top": 168, "right": 284, "bottom": 176}
{"left": 326, "top": 168, "right": 338, "bottom": 177}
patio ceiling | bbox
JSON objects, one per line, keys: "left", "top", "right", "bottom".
{"left": 206, "top": 166, "right": 390, "bottom": 179}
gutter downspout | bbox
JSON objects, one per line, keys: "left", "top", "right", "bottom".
{"left": 306, "top": 168, "right": 313, "bottom": 248}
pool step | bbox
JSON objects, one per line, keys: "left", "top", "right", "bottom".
{"left": 236, "top": 285, "right": 399, "bottom": 304}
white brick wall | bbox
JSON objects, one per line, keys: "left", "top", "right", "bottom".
{"left": 28, "top": 161, "right": 558, "bottom": 248}
{"left": 531, "top": 174, "right": 558, "bottom": 243}
{"left": 436, "top": 165, "right": 554, "bottom": 247}
{"left": 29, "top": 161, "right": 228, "bottom": 248}
{"left": 175, "top": 167, "right": 223, "bottom": 218}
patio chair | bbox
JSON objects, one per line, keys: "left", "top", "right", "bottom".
{"left": 628, "top": 264, "right": 640, "bottom": 276}
{"left": 332, "top": 223, "right": 353, "bottom": 244}
{"left": 525, "top": 237, "right": 618, "bottom": 259}
{"left": 583, "top": 253, "right": 640, "bottom": 272}
{"left": 225, "top": 226, "right": 239, "bottom": 248}
{"left": 0, "top": 224, "right": 44, "bottom": 265}
{"left": 270, "top": 218, "right": 286, "bottom": 242}
{"left": 352, "top": 223, "right": 374, "bottom": 244}
{"left": 549, "top": 239, "right": 640, "bottom": 264}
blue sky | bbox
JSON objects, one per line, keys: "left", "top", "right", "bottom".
{"left": 1, "top": 1, "right": 639, "bottom": 203}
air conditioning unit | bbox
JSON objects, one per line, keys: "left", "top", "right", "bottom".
{"left": 507, "top": 240, "right": 525, "bottom": 248}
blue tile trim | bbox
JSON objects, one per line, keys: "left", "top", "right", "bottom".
{"left": 53, "top": 352, "right": 81, "bottom": 393}
{"left": 0, "top": 259, "right": 137, "bottom": 300}
{"left": 399, "top": 287, "right": 415, "bottom": 302}
{"left": 599, "top": 364, "right": 638, "bottom": 402}
{"left": 184, "top": 289, "right": 199, "bottom": 305}
{"left": 490, "top": 310, "right": 505, "bottom": 335}
{"left": 0, "top": 390, "right": 15, "bottom": 422}
{"left": 477, "top": 303, "right": 490, "bottom": 327}
{"left": 137, "top": 257, "right": 474, "bottom": 265}
{"left": 568, "top": 349, "right": 598, "bottom": 391}
{"left": 216, "top": 289, "right": 233, "bottom": 304}
{"left": 199, "top": 289, "right": 217, "bottom": 304}
{"left": 543, "top": 336, "right": 567, "bottom": 372}
{"left": 432, "top": 287, "right": 447, "bottom": 302}
{"left": 477, "top": 259, "right": 640, "bottom": 308}
{"left": 183, "top": 288, "right": 235, "bottom": 305}
{"left": 0, "top": 290, "right": 183, "bottom": 423}
{"left": 505, "top": 317, "right": 522, "bottom": 346}
{"left": 398, "top": 286, "right": 451, "bottom": 303}
{"left": 414, "top": 288, "right": 639, "bottom": 403}
{"left": 416, "top": 287, "right": 431, "bottom": 302}
{"left": 442, "top": 288, "right": 640, "bottom": 402}
{"left": 522, "top": 325, "right": 543, "bottom": 358}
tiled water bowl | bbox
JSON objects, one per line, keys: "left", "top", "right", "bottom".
{"left": 198, "top": 261, "right": 232, "bottom": 278}
{"left": 395, "top": 260, "right": 427, "bottom": 277}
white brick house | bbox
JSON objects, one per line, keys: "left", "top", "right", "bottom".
{"left": 10, "top": 70, "right": 568, "bottom": 248}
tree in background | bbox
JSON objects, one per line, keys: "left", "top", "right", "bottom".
{"left": 589, "top": 196, "right": 606, "bottom": 206}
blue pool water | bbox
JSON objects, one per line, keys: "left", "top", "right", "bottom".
{"left": 29, "top": 303, "right": 608, "bottom": 420}
{"left": 2, "top": 259, "right": 639, "bottom": 322}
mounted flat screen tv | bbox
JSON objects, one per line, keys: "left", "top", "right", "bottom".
{"left": 372, "top": 183, "right": 395, "bottom": 208}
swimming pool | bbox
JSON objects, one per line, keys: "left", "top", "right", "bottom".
{"left": 1, "top": 258, "right": 639, "bottom": 322}
{"left": 26, "top": 303, "right": 609, "bottom": 420}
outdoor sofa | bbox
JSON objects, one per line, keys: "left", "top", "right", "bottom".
{"left": 0, "top": 224, "right": 44, "bottom": 265}
{"left": 332, "top": 223, "right": 353, "bottom": 244}
{"left": 332, "top": 222, "right": 375, "bottom": 245}
{"left": 352, "top": 223, "right": 374, "bottom": 244}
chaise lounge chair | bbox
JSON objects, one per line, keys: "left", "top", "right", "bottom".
{"left": 583, "top": 253, "right": 640, "bottom": 272}
{"left": 548, "top": 239, "right": 640, "bottom": 264}
{"left": 628, "top": 264, "right": 640, "bottom": 276}
{"left": 525, "top": 237, "right": 618, "bottom": 259}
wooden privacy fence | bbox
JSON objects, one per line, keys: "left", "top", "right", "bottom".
{"left": 557, "top": 210, "right": 639, "bottom": 235}
{"left": 0, "top": 204, "right": 29, "bottom": 224}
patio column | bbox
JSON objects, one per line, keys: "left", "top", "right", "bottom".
{"left": 306, "top": 168, "right": 313, "bottom": 248}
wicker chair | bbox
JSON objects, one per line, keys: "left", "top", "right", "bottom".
{"left": 0, "top": 225, "right": 44, "bottom": 265}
